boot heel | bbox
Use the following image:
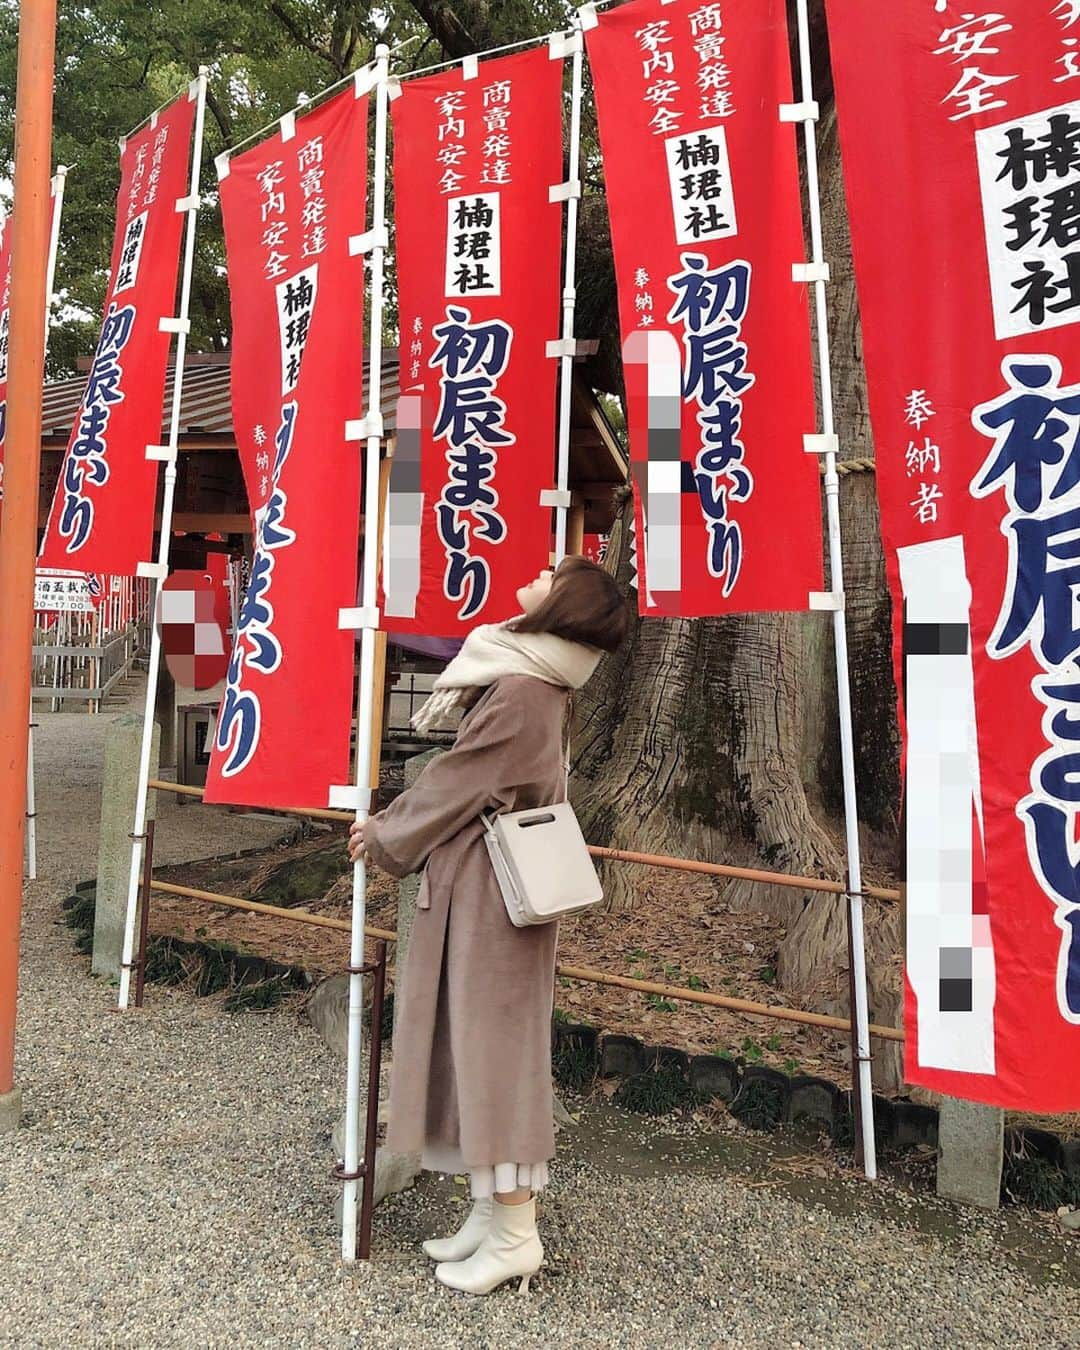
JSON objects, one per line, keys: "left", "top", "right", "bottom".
{"left": 518, "top": 1274, "right": 532, "bottom": 1295}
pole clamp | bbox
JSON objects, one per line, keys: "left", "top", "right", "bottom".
{"left": 809, "top": 591, "right": 845, "bottom": 613}
{"left": 779, "top": 100, "right": 820, "bottom": 123}
{"left": 349, "top": 228, "right": 389, "bottom": 256}
{"left": 329, "top": 785, "right": 373, "bottom": 813}
{"left": 215, "top": 151, "right": 231, "bottom": 182}
{"left": 346, "top": 414, "right": 384, "bottom": 441}
{"left": 549, "top": 180, "right": 582, "bottom": 204}
{"left": 792, "top": 262, "right": 830, "bottom": 284}
{"left": 332, "top": 1163, "right": 368, "bottom": 1182}
{"left": 540, "top": 489, "right": 573, "bottom": 510}
{"left": 578, "top": 3, "right": 599, "bottom": 30}
{"left": 136, "top": 562, "right": 168, "bottom": 581}
{"left": 145, "top": 445, "right": 177, "bottom": 463}
{"left": 546, "top": 338, "right": 594, "bottom": 360}
{"left": 159, "top": 317, "right": 191, "bottom": 335}
{"left": 175, "top": 193, "right": 201, "bottom": 214}
{"left": 354, "top": 65, "right": 381, "bottom": 98}
{"left": 338, "top": 606, "right": 381, "bottom": 632}
{"left": 550, "top": 30, "right": 583, "bottom": 59}
{"left": 804, "top": 433, "right": 840, "bottom": 456}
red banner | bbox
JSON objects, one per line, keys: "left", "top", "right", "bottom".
{"left": 828, "top": 1, "right": 1080, "bottom": 1109}
{"left": 387, "top": 48, "right": 564, "bottom": 638}
{"left": 38, "top": 91, "right": 195, "bottom": 575}
{"left": 1, "top": 181, "right": 64, "bottom": 536}
{"left": 203, "top": 84, "right": 367, "bottom": 811}
{"left": 586, "top": 0, "right": 823, "bottom": 618}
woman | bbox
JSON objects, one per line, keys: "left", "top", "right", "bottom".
{"left": 349, "top": 555, "right": 628, "bottom": 1296}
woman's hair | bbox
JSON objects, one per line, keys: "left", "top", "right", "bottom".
{"left": 511, "top": 555, "right": 630, "bottom": 653}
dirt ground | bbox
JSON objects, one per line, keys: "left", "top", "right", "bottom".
{"left": 148, "top": 826, "right": 863, "bottom": 1087}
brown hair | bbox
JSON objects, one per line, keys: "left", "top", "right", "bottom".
{"left": 511, "top": 555, "right": 630, "bottom": 653}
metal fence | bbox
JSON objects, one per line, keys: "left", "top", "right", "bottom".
{"left": 32, "top": 577, "right": 152, "bottom": 712}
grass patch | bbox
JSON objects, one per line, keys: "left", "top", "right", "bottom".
{"left": 553, "top": 1036, "right": 597, "bottom": 1093}
{"left": 144, "top": 937, "right": 187, "bottom": 986}
{"left": 1003, "top": 1140, "right": 1080, "bottom": 1210}
{"left": 614, "top": 1066, "right": 696, "bottom": 1116}
{"left": 730, "top": 1076, "right": 786, "bottom": 1132}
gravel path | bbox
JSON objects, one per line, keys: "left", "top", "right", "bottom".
{"left": 1, "top": 698, "right": 1078, "bottom": 1348}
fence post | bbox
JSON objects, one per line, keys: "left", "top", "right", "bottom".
{"left": 937, "top": 1098, "right": 1004, "bottom": 1210}
{"left": 93, "top": 715, "right": 159, "bottom": 980}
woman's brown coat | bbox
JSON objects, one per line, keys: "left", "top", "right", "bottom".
{"left": 364, "top": 675, "right": 568, "bottom": 1168}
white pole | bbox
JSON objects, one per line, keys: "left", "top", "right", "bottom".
{"left": 118, "top": 70, "right": 209, "bottom": 1010}
{"left": 791, "top": 0, "right": 876, "bottom": 1179}
{"left": 552, "top": 25, "right": 585, "bottom": 566}
{"left": 24, "top": 165, "right": 67, "bottom": 880}
{"left": 341, "top": 44, "right": 391, "bottom": 1264}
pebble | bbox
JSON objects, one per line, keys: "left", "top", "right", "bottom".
{"left": 1, "top": 698, "right": 1078, "bottom": 1347}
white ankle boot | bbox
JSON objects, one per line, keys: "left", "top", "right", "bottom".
{"left": 435, "top": 1197, "right": 543, "bottom": 1296}
{"left": 422, "top": 1197, "right": 493, "bottom": 1263}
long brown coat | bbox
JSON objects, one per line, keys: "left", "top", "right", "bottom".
{"left": 364, "top": 675, "right": 568, "bottom": 1169}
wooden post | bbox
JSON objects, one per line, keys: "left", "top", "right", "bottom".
{"left": 368, "top": 450, "right": 392, "bottom": 793}
{"left": 0, "top": 0, "right": 57, "bottom": 1130}
{"left": 567, "top": 494, "right": 587, "bottom": 557}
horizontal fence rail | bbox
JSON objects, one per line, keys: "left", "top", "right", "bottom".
{"left": 147, "top": 779, "right": 903, "bottom": 904}
{"left": 143, "top": 779, "right": 906, "bottom": 1044}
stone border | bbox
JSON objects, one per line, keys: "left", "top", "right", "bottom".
{"left": 552, "top": 1020, "right": 1080, "bottom": 1207}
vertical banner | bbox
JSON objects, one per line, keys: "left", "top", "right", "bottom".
{"left": 38, "top": 92, "right": 196, "bottom": 575}
{"left": 203, "top": 84, "right": 367, "bottom": 810}
{"left": 828, "top": 1, "right": 1080, "bottom": 1109}
{"left": 389, "top": 47, "right": 564, "bottom": 638}
{"left": 1, "top": 178, "right": 64, "bottom": 533}
{"left": 586, "top": 0, "right": 823, "bottom": 617}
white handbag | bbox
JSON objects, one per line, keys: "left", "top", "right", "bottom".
{"left": 481, "top": 701, "right": 603, "bottom": 927}
{"left": 482, "top": 800, "right": 604, "bottom": 927}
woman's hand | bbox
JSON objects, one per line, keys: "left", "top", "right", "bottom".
{"left": 348, "top": 819, "right": 373, "bottom": 867}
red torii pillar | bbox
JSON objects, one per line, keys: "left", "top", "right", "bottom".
{"left": 0, "top": 0, "right": 57, "bottom": 1131}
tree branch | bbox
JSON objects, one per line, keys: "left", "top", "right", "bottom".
{"left": 269, "top": 1, "right": 336, "bottom": 71}
{"left": 407, "top": 1, "right": 483, "bottom": 58}
{"left": 204, "top": 81, "right": 234, "bottom": 145}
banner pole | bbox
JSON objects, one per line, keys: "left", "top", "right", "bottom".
{"left": 552, "top": 23, "right": 585, "bottom": 567}
{"left": 340, "top": 43, "right": 391, "bottom": 1264}
{"left": 117, "top": 69, "right": 210, "bottom": 1010}
{"left": 791, "top": 0, "right": 877, "bottom": 1179}
{"left": 23, "top": 166, "right": 67, "bottom": 883}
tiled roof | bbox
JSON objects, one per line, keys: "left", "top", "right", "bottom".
{"left": 41, "top": 352, "right": 405, "bottom": 442}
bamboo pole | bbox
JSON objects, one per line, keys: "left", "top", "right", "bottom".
{"left": 0, "top": 0, "right": 57, "bottom": 1122}
{"left": 149, "top": 880, "right": 395, "bottom": 940}
{"left": 148, "top": 777, "right": 349, "bottom": 823}
{"left": 144, "top": 880, "right": 904, "bottom": 1042}
{"left": 144, "top": 779, "right": 904, "bottom": 902}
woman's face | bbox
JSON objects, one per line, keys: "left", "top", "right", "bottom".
{"left": 517, "top": 567, "right": 555, "bottom": 614}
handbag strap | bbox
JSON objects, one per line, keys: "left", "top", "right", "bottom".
{"left": 562, "top": 692, "right": 573, "bottom": 804}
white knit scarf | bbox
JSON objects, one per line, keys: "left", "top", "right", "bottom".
{"left": 411, "top": 620, "right": 603, "bottom": 735}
